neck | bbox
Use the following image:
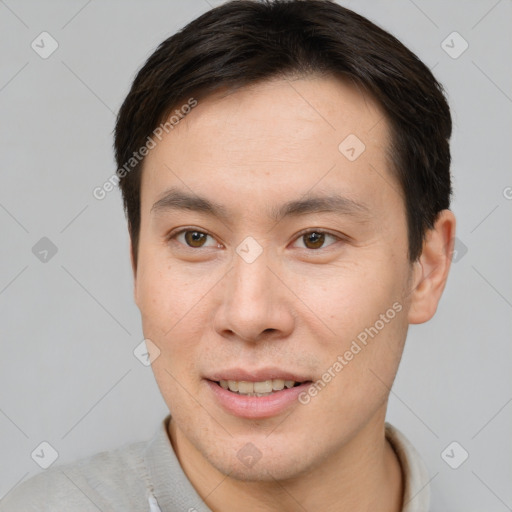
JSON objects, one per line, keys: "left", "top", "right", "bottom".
{"left": 168, "top": 409, "right": 403, "bottom": 512}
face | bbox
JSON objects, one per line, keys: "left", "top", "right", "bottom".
{"left": 134, "top": 75, "right": 414, "bottom": 481}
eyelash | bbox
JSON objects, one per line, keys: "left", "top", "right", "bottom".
{"left": 167, "top": 227, "right": 344, "bottom": 252}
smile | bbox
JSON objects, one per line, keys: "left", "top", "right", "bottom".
{"left": 217, "top": 379, "right": 303, "bottom": 396}
{"left": 206, "top": 378, "right": 313, "bottom": 419}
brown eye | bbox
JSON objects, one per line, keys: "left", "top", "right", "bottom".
{"left": 303, "top": 231, "right": 325, "bottom": 249}
{"left": 184, "top": 230, "right": 208, "bottom": 248}
{"left": 293, "top": 230, "right": 340, "bottom": 250}
{"left": 168, "top": 228, "right": 221, "bottom": 250}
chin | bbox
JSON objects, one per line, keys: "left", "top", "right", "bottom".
{"left": 201, "top": 439, "right": 315, "bottom": 483}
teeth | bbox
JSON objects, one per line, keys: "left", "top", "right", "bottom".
{"left": 272, "top": 379, "right": 285, "bottom": 391}
{"left": 218, "top": 379, "right": 300, "bottom": 395}
{"left": 253, "top": 380, "right": 272, "bottom": 393}
{"left": 237, "top": 381, "right": 254, "bottom": 394}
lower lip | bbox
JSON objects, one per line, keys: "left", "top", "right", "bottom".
{"left": 205, "top": 380, "right": 311, "bottom": 419}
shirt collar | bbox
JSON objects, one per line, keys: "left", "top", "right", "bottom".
{"left": 385, "top": 422, "right": 431, "bottom": 511}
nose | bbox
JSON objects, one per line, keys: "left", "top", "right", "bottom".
{"left": 213, "top": 246, "right": 295, "bottom": 343}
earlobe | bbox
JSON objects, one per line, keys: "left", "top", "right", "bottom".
{"left": 407, "top": 209, "right": 456, "bottom": 324}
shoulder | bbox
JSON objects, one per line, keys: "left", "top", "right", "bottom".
{"left": 0, "top": 440, "right": 151, "bottom": 512}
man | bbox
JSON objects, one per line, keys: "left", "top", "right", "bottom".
{"left": 0, "top": 1, "right": 455, "bottom": 510}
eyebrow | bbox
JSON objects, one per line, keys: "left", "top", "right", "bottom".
{"left": 150, "top": 187, "right": 371, "bottom": 223}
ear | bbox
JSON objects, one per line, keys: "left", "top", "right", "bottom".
{"left": 408, "top": 209, "right": 456, "bottom": 324}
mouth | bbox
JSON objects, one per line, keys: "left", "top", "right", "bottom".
{"left": 211, "top": 378, "right": 309, "bottom": 397}
{"left": 205, "top": 376, "right": 314, "bottom": 419}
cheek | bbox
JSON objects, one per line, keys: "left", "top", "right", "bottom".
{"left": 135, "top": 254, "right": 218, "bottom": 377}
{"left": 141, "top": 265, "right": 206, "bottom": 412}
{"left": 303, "top": 259, "right": 405, "bottom": 338}
{"left": 301, "top": 258, "right": 409, "bottom": 393}
{"left": 136, "top": 254, "right": 203, "bottom": 333}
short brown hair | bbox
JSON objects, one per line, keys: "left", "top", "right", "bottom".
{"left": 114, "top": 0, "right": 452, "bottom": 269}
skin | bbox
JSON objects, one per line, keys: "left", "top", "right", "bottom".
{"left": 131, "top": 75, "right": 455, "bottom": 512}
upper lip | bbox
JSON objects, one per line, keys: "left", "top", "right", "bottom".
{"left": 206, "top": 368, "right": 312, "bottom": 383}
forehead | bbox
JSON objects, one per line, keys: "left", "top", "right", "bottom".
{"left": 167, "top": 75, "right": 387, "bottom": 156}
{"left": 139, "top": 75, "right": 398, "bottom": 220}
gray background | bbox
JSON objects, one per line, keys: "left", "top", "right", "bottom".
{"left": 1, "top": 0, "right": 511, "bottom": 510}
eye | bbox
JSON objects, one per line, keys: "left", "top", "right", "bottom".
{"left": 168, "top": 228, "right": 343, "bottom": 251}
{"left": 292, "top": 230, "right": 341, "bottom": 250}
{"left": 169, "top": 229, "right": 222, "bottom": 249}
